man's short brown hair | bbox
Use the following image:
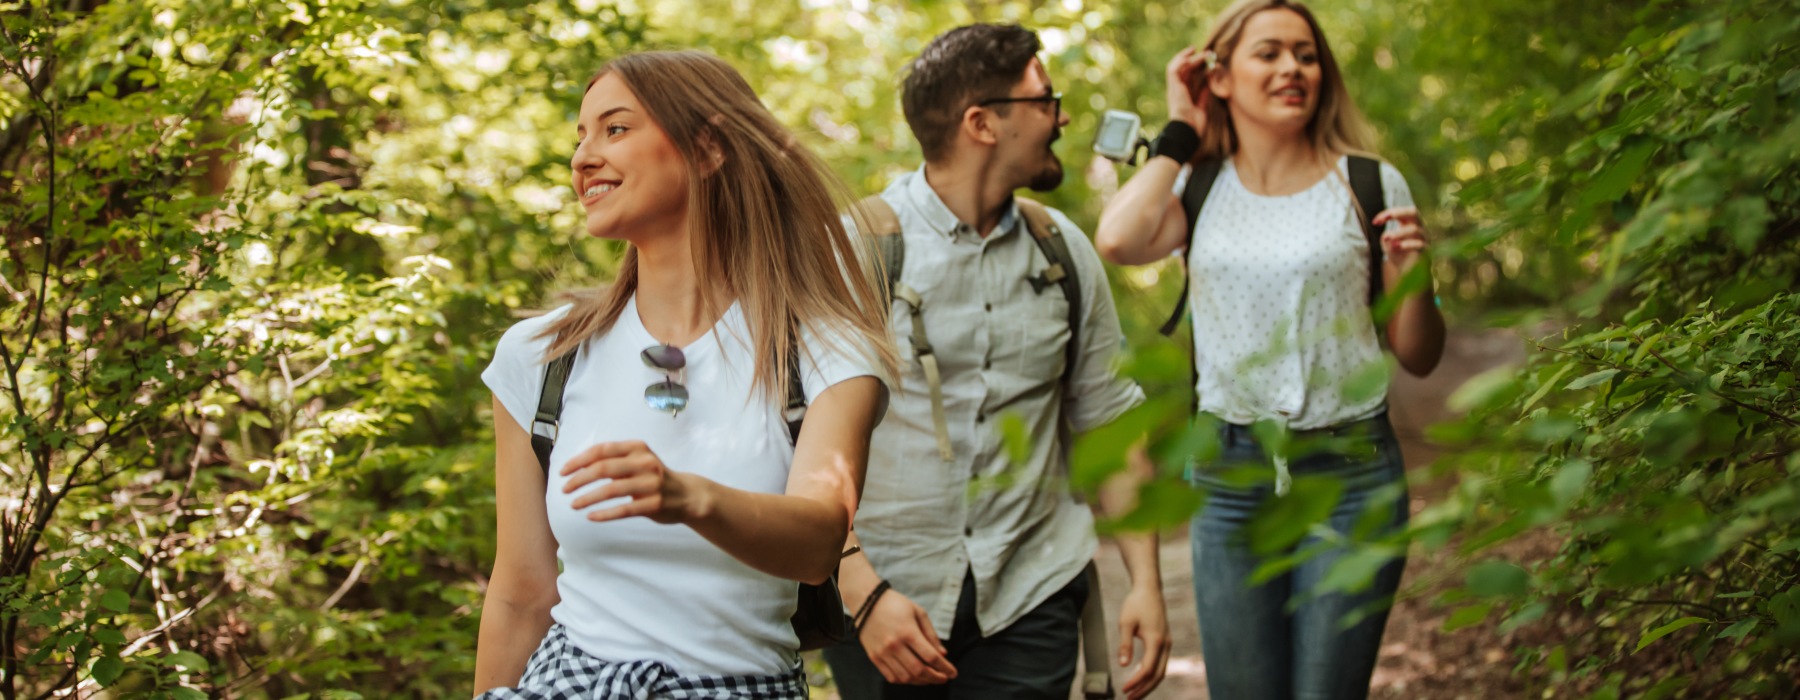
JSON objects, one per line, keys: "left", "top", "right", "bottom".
{"left": 901, "top": 24, "right": 1042, "bottom": 162}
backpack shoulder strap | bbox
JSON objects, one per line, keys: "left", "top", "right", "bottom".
{"left": 850, "top": 195, "right": 905, "bottom": 306}
{"left": 783, "top": 334, "right": 807, "bottom": 445}
{"left": 1015, "top": 198, "right": 1082, "bottom": 384}
{"left": 1346, "top": 155, "right": 1387, "bottom": 307}
{"left": 1160, "top": 158, "right": 1224, "bottom": 337}
{"left": 531, "top": 346, "right": 578, "bottom": 476}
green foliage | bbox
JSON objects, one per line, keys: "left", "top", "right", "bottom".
{"left": 6, "top": 0, "right": 1795, "bottom": 695}
{"left": 1407, "top": 0, "right": 1800, "bottom": 692}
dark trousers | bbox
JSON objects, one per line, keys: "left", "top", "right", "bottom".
{"left": 823, "top": 567, "right": 1088, "bottom": 700}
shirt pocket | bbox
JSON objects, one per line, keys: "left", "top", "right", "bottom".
{"left": 991, "top": 286, "right": 1072, "bottom": 385}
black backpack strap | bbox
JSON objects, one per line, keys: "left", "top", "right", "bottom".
{"left": 532, "top": 347, "right": 577, "bottom": 476}
{"left": 784, "top": 335, "right": 807, "bottom": 445}
{"left": 1346, "top": 155, "right": 1387, "bottom": 306}
{"left": 1016, "top": 199, "right": 1082, "bottom": 385}
{"left": 1159, "top": 158, "right": 1224, "bottom": 337}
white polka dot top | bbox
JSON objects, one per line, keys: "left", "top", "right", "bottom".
{"left": 1176, "top": 155, "right": 1415, "bottom": 431}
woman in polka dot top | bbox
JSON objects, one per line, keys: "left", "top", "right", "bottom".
{"left": 1094, "top": 1, "right": 1445, "bottom": 698}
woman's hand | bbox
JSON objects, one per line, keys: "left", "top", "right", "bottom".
{"left": 1372, "top": 206, "right": 1428, "bottom": 273}
{"left": 1165, "top": 47, "right": 1214, "bottom": 131}
{"left": 562, "top": 440, "right": 710, "bottom": 525}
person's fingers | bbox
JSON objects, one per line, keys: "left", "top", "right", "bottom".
{"left": 1117, "top": 620, "right": 1137, "bottom": 667}
{"left": 559, "top": 440, "right": 647, "bottom": 475}
{"left": 584, "top": 494, "right": 661, "bottom": 522}
{"left": 1370, "top": 206, "right": 1420, "bottom": 227}
{"left": 1166, "top": 46, "right": 1196, "bottom": 75}
{"left": 569, "top": 473, "right": 654, "bottom": 510}
{"left": 910, "top": 608, "right": 956, "bottom": 678}
{"left": 560, "top": 457, "right": 621, "bottom": 493}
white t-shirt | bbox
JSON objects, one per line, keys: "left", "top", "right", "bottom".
{"left": 481, "top": 297, "right": 883, "bottom": 676}
{"left": 1177, "top": 156, "right": 1415, "bottom": 430}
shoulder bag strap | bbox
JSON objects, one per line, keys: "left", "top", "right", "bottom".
{"left": 1159, "top": 157, "right": 1224, "bottom": 337}
{"left": 1015, "top": 198, "right": 1082, "bottom": 386}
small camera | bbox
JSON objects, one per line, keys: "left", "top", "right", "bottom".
{"left": 1093, "top": 110, "right": 1145, "bottom": 163}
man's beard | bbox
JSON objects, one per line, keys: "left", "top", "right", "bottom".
{"left": 1026, "top": 129, "right": 1065, "bottom": 192}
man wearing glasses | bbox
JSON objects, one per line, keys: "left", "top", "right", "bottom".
{"left": 825, "top": 23, "right": 1171, "bottom": 700}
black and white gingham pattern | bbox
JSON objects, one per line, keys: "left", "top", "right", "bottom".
{"left": 476, "top": 624, "right": 808, "bottom": 700}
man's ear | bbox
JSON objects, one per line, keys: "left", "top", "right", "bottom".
{"left": 958, "top": 105, "right": 1000, "bottom": 148}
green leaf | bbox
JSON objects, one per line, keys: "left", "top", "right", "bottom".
{"left": 171, "top": 688, "right": 208, "bottom": 700}
{"left": 1579, "top": 141, "right": 1658, "bottom": 209}
{"left": 1444, "top": 602, "right": 1492, "bottom": 632}
{"left": 93, "top": 627, "right": 127, "bottom": 646}
{"left": 1715, "top": 618, "right": 1758, "bottom": 640}
{"left": 1550, "top": 459, "right": 1592, "bottom": 508}
{"left": 1467, "top": 560, "right": 1530, "bottom": 598}
{"left": 998, "top": 412, "right": 1031, "bottom": 466}
{"left": 100, "top": 589, "right": 129, "bottom": 613}
{"left": 1565, "top": 369, "right": 1619, "bottom": 391}
{"left": 91, "top": 656, "right": 124, "bottom": 687}
{"left": 1635, "top": 616, "right": 1707, "bottom": 652}
{"left": 164, "top": 650, "right": 210, "bottom": 672}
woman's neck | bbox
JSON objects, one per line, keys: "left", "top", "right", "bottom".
{"left": 632, "top": 225, "right": 730, "bottom": 347}
{"left": 1229, "top": 118, "right": 1329, "bottom": 196}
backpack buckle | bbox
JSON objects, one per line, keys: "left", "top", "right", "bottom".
{"left": 530, "top": 418, "right": 558, "bottom": 442}
{"left": 1028, "top": 263, "right": 1067, "bottom": 294}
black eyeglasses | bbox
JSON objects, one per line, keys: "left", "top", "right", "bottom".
{"left": 641, "top": 343, "right": 688, "bottom": 417}
{"left": 977, "top": 92, "right": 1063, "bottom": 122}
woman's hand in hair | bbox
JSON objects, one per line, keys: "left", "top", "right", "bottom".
{"left": 1165, "top": 46, "right": 1214, "bottom": 131}
{"left": 562, "top": 440, "right": 709, "bottom": 525}
{"left": 1372, "top": 206, "right": 1429, "bottom": 273}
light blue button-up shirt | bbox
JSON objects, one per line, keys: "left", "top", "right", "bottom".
{"left": 856, "top": 168, "right": 1145, "bottom": 638}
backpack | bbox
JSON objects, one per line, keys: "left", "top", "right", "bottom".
{"left": 527, "top": 342, "right": 850, "bottom": 652}
{"left": 849, "top": 195, "right": 1116, "bottom": 700}
{"left": 1160, "top": 156, "right": 1388, "bottom": 411}
{"left": 850, "top": 195, "right": 1081, "bottom": 462}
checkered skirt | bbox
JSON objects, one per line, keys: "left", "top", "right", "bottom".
{"left": 476, "top": 624, "right": 809, "bottom": 700}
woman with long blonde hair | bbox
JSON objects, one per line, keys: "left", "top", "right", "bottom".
{"left": 1095, "top": 1, "right": 1444, "bottom": 697}
{"left": 472, "top": 50, "right": 895, "bottom": 699}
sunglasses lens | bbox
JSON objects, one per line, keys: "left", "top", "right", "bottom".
{"left": 641, "top": 344, "right": 686, "bottom": 371}
{"left": 644, "top": 381, "right": 690, "bottom": 414}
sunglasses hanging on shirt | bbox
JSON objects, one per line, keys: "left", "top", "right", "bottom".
{"left": 641, "top": 343, "right": 689, "bottom": 417}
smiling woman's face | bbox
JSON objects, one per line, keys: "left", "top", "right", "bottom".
{"left": 570, "top": 73, "right": 692, "bottom": 242}
{"left": 1210, "top": 8, "right": 1324, "bottom": 135}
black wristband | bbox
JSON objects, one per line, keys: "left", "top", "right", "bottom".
{"left": 1151, "top": 121, "right": 1201, "bottom": 163}
{"left": 852, "top": 580, "right": 893, "bottom": 632}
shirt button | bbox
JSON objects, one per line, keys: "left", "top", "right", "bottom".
{"left": 976, "top": 414, "right": 985, "bottom": 424}
{"left": 963, "top": 527, "right": 973, "bottom": 537}
{"left": 983, "top": 358, "right": 992, "bottom": 369}
{"left": 984, "top": 303, "right": 992, "bottom": 312}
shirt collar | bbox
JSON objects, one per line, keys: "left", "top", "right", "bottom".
{"left": 900, "top": 166, "right": 1021, "bottom": 241}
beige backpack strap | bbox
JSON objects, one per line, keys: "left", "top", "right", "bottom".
{"left": 1080, "top": 561, "right": 1114, "bottom": 699}
{"left": 851, "top": 196, "right": 951, "bottom": 461}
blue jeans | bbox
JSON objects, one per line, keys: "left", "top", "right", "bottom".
{"left": 1188, "top": 412, "right": 1409, "bottom": 700}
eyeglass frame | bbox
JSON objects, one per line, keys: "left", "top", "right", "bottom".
{"left": 974, "top": 91, "right": 1063, "bottom": 123}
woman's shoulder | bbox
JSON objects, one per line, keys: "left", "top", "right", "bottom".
{"left": 493, "top": 304, "right": 575, "bottom": 366}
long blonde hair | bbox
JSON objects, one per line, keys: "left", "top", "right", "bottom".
{"left": 538, "top": 50, "right": 897, "bottom": 408}
{"left": 1192, "top": 0, "right": 1377, "bottom": 163}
